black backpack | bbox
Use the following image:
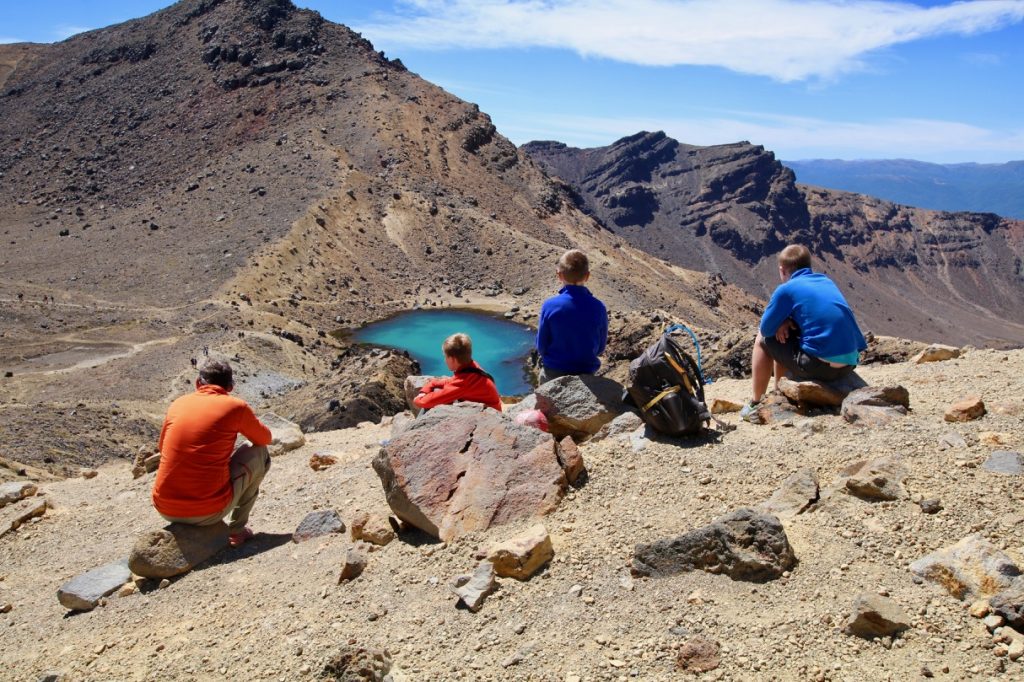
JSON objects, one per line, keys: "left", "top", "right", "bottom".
{"left": 627, "top": 325, "right": 712, "bottom": 437}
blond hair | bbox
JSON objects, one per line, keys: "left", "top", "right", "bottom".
{"left": 778, "top": 244, "right": 811, "bottom": 274}
{"left": 442, "top": 333, "right": 473, "bottom": 365}
{"left": 557, "top": 249, "right": 590, "bottom": 284}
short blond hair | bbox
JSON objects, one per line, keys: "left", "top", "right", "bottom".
{"left": 442, "top": 333, "right": 473, "bottom": 365}
{"left": 778, "top": 244, "right": 811, "bottom": 273}
{"left": 557, "top": 249, "right": 590, "bottom": 284}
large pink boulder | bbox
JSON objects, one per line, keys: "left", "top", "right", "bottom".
{"left": 372, "top": 404, "right": 568, "bottom": 542}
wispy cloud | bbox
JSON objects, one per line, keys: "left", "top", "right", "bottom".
{"left": 53, "top": 25, "right": 93, "bottom": 41}
{"left": 499, "top": 110, "right": 1024, "bottom": 162}
{"left": 963, "top": 51, "right": 1003, "bottom": 65}
{"left": 356, "top": 0, "right": 1024, "bottom": 81}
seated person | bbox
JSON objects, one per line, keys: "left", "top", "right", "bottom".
{"left": 536, "top": 249, "right": 608, "bottom": 384}
{"left": 151, "top": 360, "right": 272, "bottom": 547}
{"left": 413, "top": 333, "right": 502, "bottom": 412}
{"left": 741, "top": 244, "right": 867, "bottom": 420}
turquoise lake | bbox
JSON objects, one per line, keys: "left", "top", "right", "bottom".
{"left": 354, "top": 309, "right": 536, "bottom": 395}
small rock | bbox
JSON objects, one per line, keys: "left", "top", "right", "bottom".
{"left": 556, "top": 437, "right": 585, "bottom": 485}
{"left": 918, "top": 498, "right": 943, "bottom": 514}
{"left": 158, "top": 578, "right": 170, "bottom": 589}
{"left": 991, "top": 582, "right": 1024, "bottom": 629}
{"left": 128, "top": 522, "right": 230, "bottom": 578}
{"left": 676, "top": 636, "right": 720, "bottom": 673}
{"left": 259, "top": 412, "right": 306, "bottom": 456}
{"left": 708, "top": 398, "right": 742, "bottom": 414}
{"left": 293, "top": 509, "right": 345, "bottom": 543}
{"left": 57, "top": 559, "right": 131, "bottom": 611}
{"left": 843, "top": 457, "right": 907, "bottom": 501}
{"left": 913, "top": 344, "right": 960, "bottom": 364}
{"left": 350, "top": 513, "right": 395, "bottom": 546}
{"left": 937, "top": 432, "right": 967, "bottom": 451}
{"left": 484, "top": 524, "right": 553, "bottom": 580}
{"left": 759, "top": 468, "right": 819, "bottom": 518}
{"left": 309, "top": 453, "right": 338, "bottom": 471}
{"left": 592, "top": 411, "right": 644, "bottom": 441}
{"left": 568, "top": 584, "right": 584, "bottom": 598}
{"left": 982, "top": 451, "right": 1023, "bottom": 476}
{"left": 841, "top": 386, "right": 910, "bottom": 426}
{"left": 338, "top": 547, "right": 368, "bottom": 582}
{"left": 968, "top": 599, "right": 991, "bottom": 618}
{"left": 845, "top": 593, "right": 912, "bottom": 638}
{"left": 0, "top": 481, "right": 38, "bottom": 509}
{"left": 451, "top": 561, "right": 496, "bottom": 612}
{"left": 979, "top": 432, "right": 1013, "bottom": 446}
{"left": 1, "top": 496, "right": 48, "bottom": 537}
{"left": 115, "top": 582, "right": 137, "bottom": 598}
{"left": 0, "top": 602, "right": 11, "bottom": 613}
{"left": 1009, "top": 636, "right": 1024, "bottom": 661}
{"left": 945, "top": 395, "right": 986, "bottom": 422}
{"left": 983, "top": 614, "right": 1006, "bottom": 631}
{"left": 80, "top": 468, "right": 98, "bottom": 479}
{"left": 909, "top": 534, "right": 1021, "bottom": 600}
{"left": 321, "top": 645, "right": 392, "bottom": 681}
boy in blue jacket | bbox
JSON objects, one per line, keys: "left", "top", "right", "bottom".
{"left": 536, "top": 249, "right": 608, "bottom": 384}
{"left": 741, "top": 244, "right": 866, "bottom": 420}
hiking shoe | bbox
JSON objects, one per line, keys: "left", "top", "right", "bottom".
{"left": 739, "top": 400, "right": 762, "bottom": 422}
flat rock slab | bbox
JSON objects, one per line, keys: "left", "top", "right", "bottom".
{"left": 534, "top": 374, "right": 625, "bottom": 439}
{"left": 452, "top": 561, "right": 496, "bottom": 612}
{"left": 983, "top": 451, "right": 1023, "bottom": 476}
{"left": 841, "top": 386, "right": 910, "bottom": 427}
{"left": 779, "top": 372, "right": 867, "bottom": 408}
{"left": 0, "top": 481, "right": 38, "bottom": 508}
{"left": 846, "top": 593, "right": 912, "bottom": 638}
{"left": 485, "top": 524, "right": 554, "bottom": 580}
{"left": 129, "top": 522, "right": 231, "bottom": 578}
{"left": 759, "top": 468, "right": 819, "bottom": 518}
{"left": 374, "top": 403, "right": 566, "bottom": 542}
{"left": 260, "top": 412, "right": 306, "bottom": 456}
{"left": 0, "top": 496, "right": 48, "bottom": 538}
{"left": 293, "top": 509, "right": 345, "bottom": 543}
{"left": 632, "top": 507, "right": 796, "bottom": 582}
{"left": 57, "top": 559, "right": 130, "bottom": 611}
{"left": 910, "top": 534, "right": 1021, "bottom": 600}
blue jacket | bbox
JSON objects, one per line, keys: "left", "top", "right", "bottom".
{"left": 760, "top": 268, "right": 866, "bottom": 364}
{"left": 537, "top": 285, "right": 608, "bottom": 374}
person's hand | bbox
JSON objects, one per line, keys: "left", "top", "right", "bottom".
{"left": 775, "top": 318, "right": 796, "bottom": 344}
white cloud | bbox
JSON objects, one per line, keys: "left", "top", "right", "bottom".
{"left": 0, "top": 36, "right": 26, "bottom": 44}
{"left": 356, "top": 0, "right": 1024, "bottom": 81}
{"left": 53, "top": 25, "right": 94, "bottom": 41}
{"left": 497, "top": 110, "right": 1024, "bottom": 162}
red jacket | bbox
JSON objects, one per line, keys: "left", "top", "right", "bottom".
{"left": 413, "top": 362, "right": 502, "bottom": 412}
{"left": 153, "top": 384, "right": 272, "bottom": 518}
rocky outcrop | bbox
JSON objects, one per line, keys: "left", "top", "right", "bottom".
{"left": 632, "top": 508, "right": 796, "bottom": 582}
{"left": 534, "top": 375, "right": 625, "bottom": 440}
{"left": 910, "top": 535, "right": 1021, "bottom": 600}
{"left": 373, "top": 404, "right": 567, "bottom": 542}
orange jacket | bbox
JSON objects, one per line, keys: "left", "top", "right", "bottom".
{"left": 152, "top": 384, "right": 272, "bottom": 518}
{"left": 413, "top": 362, "right": 502, "bottom": 412}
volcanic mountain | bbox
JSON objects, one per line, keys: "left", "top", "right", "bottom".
{"left": 523, "top": 132, "right": 1024, "bottom": 348}
{"left": 0, "top": 0, "right": 758, "bottom": 474}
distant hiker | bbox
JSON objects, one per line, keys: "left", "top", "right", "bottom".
{"left": 740, "top": 244, "right": 867, "bottom": 421}
{"left": 535, "top": 249, "right": 608, "bottom": 384}
{"left": 413, "top": 333, "right": 502, "bottom": 412}
{"left": 189, "top": 357, "right": 197, "bottom": 368}
{"left": 151, "top": 360, "right": 272, "bottom": 548}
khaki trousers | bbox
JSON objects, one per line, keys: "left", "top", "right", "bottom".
{"left": 160, "top": 444, "right": 271, "bottom": 532}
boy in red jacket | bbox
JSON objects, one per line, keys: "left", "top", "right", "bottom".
{"left": 413, "top": 333, "right": 502, "bottom": 412}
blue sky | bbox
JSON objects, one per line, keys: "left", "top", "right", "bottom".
{"left": 3, "top": 0, "right": 1024, "bottom": 162}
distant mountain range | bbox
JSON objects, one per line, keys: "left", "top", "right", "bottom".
{"left": 524, "top": 133, "right": 1024, "bottom": 347}
{"left": 784, "top": 158, "right": 1024, "bottom": 219}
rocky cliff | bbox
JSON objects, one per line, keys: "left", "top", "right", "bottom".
{"left": 524, "top": 133, "right": 1024, "bottom": 348}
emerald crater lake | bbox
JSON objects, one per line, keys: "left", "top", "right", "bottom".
{"left": 353, "top": 309, "right": 536, "bottom": 395}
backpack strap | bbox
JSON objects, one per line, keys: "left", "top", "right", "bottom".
{"left": 642, "top": 385, "right": 680, "bottom": 412}
{"left": 456, "top": 366, "right": 495, "bottom": 382}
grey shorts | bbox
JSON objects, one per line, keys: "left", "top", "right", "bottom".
{"left": 760, "top": 333, "right": 853, "bottom": 382}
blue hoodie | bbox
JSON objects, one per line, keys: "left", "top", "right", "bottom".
{"left": 760, "top": 268, "right": 866, "bottom": 364}
{"left": 536, "top": 285, "right": 608, "bottom": 374}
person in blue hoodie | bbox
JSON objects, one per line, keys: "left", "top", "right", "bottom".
{"left": 740, "top": 244, "right": 867, "bottom": 421}
{"left": 536, "top": 249, "right": 608, "bottom": 384}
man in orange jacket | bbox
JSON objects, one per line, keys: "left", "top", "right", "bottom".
{"left": 152, "top": 360, "right": 272, "bottom": 547}
{"left": 413, "top": 333, "right": 502, "bottom": 412}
